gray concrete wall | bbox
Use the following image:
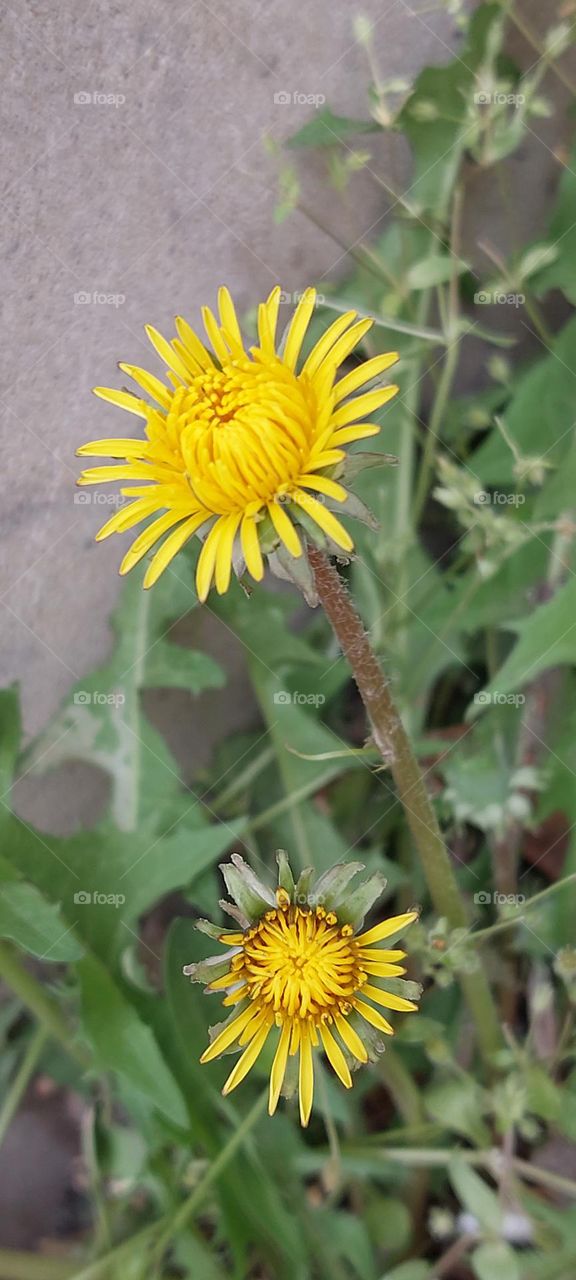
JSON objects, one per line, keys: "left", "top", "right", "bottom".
{"left": 1, "top": 0, "right": 466, "bottom": 741}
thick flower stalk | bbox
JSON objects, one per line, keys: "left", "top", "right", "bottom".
{"left": 76, "top": 286, "right": 398, "bottom": 599}
{"left": 184, "top": 853, "right": 420, "bottom": 1127}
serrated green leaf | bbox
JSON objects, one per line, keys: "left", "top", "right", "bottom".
{"left": 0, "top": 882, "right": 84, "bottom": 961}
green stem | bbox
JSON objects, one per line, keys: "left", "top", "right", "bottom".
{"left": 0, "top": 1026, "right": 47, "bottom": 1149}
{"left": 0, "top": 942, "right": 87, "bottom": 1068}
{"left": 413, "top": 185, "right": 464, "bottom": 522}
{"left": 308, "top": 548, "right": 502, "bottom": 1065}
{"left": 68, "top": 1093, "right": 267, "bottom": 1280}
{"left": 342, "top": 1145, "right": 576, "bottom": 1199}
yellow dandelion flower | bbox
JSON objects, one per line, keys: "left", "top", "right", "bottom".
{"left": 184, "top": 853, "right": 420, "bottom": 1127}
{"left": 77, "top": 287, "right": 398, "bottom": 600}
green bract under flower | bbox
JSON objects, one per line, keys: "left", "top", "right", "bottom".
{"left": 184, "top": 852, "right": 421, "bottom": 1127}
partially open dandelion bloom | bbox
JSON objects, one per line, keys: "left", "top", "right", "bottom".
{"left": 184, "top": 853, "right": 420, "bottom": 1126}
{"left": 77, "top": 287, "right": 398, "bottom": 599}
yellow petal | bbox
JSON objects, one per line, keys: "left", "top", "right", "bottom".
{"left": 320, "top": 1022, "right": 352, "bottom": 1088}
{"left": 334, "top": 1014, "right": 368, "bottom": 1063}
{"left": 77, "top": 463, "right": 156, "bottom": 485}
{"left": 269, "top": 1022, "right": 291, "bottom": 1116}
{"left": 363, "top": 984, "right": 418, "bottom": 1013}
{"left": 333, "top": 352, "right": 399, "bottom": 403}
{"left": 299, "top": 1024, "right": 314, "bottom": 1127}
{"left": 363, "top": 962, "right": 406, "bottom": 978}
{"left": 76, "top": 438, "right": 148, "bottom": 459}
{"left": 222, "top": 1015, "right": 272, "bottom": 1095}
{"left": 257, "top": 285, "right": 281, "bottom": 355}
{"left": 297, "top": 474, "right": 348, "bottom": 502}
{"left": 240, "top": 513, "right": 264, "bottom": 582}
{"left": 120, "top": 510, "right": 190, "bottom": 575}
{"left": 303, "top": 311, "right": 357, "bottom": 378}
{"left": 92, "top": 387, "right": 148, "bottom": 417}
{"left": 95, "top": 498, "right": 161, "bottom": 542}
{"left": 174, "top": 316, "right": 215, "bottom": 370}
{"left": 329, "top": 424, "right": 381, "bottom": 447}
{"left": 215, "top": 512, "right": 242, "bottom": 595}
{"left": 144, "top": 326, "right": 191, "bottom": 381}
{"left": 331, "top": 385, "right": 398, "bottom": 429}
{"left": 354, "top": 998, "right": 394, "bottom": 1036}
{"left": 202, "top": 306, "right": 230, "bottom": 364}
{"left": 268, "top": 499, "right": 302, "bottom": 558}
{"left": 357, "top": 912, "right": 418, "bottom": 947}
{"left": 200, "top": 1004, "right": 257, "bottom": 1063}
{"left": 283, "top": 288, "right": 316, "bottom": 371}
{"left": 196, "top": 518, "right": 225, "bottom": 602}
{"left": 316, "top": 317, "right": 373, "bottom": 374}
{"left": 143, "top": 512, "right": 208, "bottom": 588}
{"left": 118, "top": 363, "right": 172, "bottom": 409}
{"left": 218, "top": 286, "right": 244, "bottom": 353}
{"left": 359, "top": 949, "right": 406, "bottom": 963}
{"left": 293, "top": 490, "right": 353, "bottom": 553}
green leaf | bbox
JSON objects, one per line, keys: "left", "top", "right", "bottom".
{"left": 425, "top": 1075, "right": 490, "bottom": 1146}
{"left": 474, "top": 314, "right": 576, "bottom": 484}
{"left": 287, "top": 107, "right": 381, "bottom": 149}
{"left": 406, "top": 255, "right": 469, "bottom": 289}
{"left": 478, "top": 575, "right": 576, "bottom": 700}
{"left": 0, "top": 883, "right": 84, "bottom": 961}
{"left": 23, "top": 567, "right": 224, "bottom": 830}
{"left": 1, "top": 812, "right": 244, "bottom": 963}
{"left": 380, "top": 1263, "right": 432, "bottom": 1280}
{"left": 448, "top": 1157, "right": 503, "bottom": 1232}
{"left": 471, "top": 1242, "right": 520, "bottom": 1280}
{"left": 78, "top": 953, "right": 188, "bottom": 1128}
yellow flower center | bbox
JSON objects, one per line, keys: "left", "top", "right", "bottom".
{"left": 231, "top": 902, "right": 367, "bottom": 1023}
{"left": 168, "top": 357, "right": 319, "bottom": 515}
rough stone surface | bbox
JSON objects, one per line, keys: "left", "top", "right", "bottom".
{"left": 1, "top": 0, "right": 462, "bottom": 742}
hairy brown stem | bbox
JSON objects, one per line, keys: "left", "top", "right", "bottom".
{"left": 308, "top": 547, "right": 502, "bottom": 1063}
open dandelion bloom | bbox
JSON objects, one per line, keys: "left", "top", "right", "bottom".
{"left": 184, "top": 853, "right": 420, "bottom": 1127}
{"left": 77, "top": 287, "right": 398, "bottom": 600}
